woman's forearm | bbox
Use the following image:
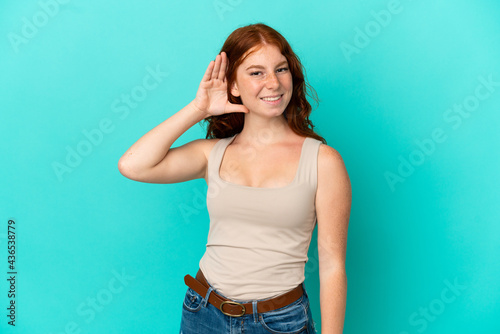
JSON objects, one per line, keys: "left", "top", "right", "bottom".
{"left": 118, "top": 100, "right": 206, "bottom": 174}
{"left": 319, "top": 270, "right": 347, "bottom": 333}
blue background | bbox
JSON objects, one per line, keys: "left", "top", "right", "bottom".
{"left": 1, "top": 0, "right": 499, "bottom": 333}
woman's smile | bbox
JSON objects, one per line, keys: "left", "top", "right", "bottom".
{"left": 260, "top": 94, "right": 283, "bottom": 105}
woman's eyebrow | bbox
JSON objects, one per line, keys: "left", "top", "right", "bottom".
{"left": 245, "top": 60, "right": 288, "bottom": 70}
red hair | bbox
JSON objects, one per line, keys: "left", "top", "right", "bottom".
{"left": 200, "top": 23, "right": 326, "bottom": 144}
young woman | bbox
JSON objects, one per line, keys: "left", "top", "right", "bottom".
{"left": 118, "top": 23, "right": 351, "bottom": 334}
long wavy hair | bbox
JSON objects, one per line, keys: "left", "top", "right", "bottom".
{"left": 200, "top": 23, "right": 326, "bottom": 144}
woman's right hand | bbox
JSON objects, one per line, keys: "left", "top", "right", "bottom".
{"left": 192, "top": 51, "right": 249, "bottom": 118}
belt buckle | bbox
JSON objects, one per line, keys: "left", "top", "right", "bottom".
{"left": 219, "top": 300, "right": 246, "bottom": 317}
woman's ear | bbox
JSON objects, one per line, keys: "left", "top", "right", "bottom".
{"left": 231, "top": 82, "right": 240, "bottom": 97}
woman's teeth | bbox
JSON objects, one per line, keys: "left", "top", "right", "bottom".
{"left": 261, "top": 95, "right": 282, "bottom": 101}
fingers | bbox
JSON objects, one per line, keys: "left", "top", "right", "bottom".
{"left": 211, "top": 54, "right": 221, "bottom": 81}
{"left": 202, "top": 52, "right": 227, "bottom": 82}
{"left": 219, "top": 52, "right": 227, "bottom": 81}
{"left": 202, "top": 60, "right": 215, "bottom": 82}
{"left": 226, "top": 101, "right": 249, "bottom": 114}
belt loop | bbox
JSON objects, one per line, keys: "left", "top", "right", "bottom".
{"left": 202, "top": 286, "right": 213, "bottom": 308}
{"left": 252, "top": 300, "right": 258, "bottom": 323}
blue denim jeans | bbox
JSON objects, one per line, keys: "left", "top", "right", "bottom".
{"left": 179, "top": 279, "right": 318, "bottom": 334}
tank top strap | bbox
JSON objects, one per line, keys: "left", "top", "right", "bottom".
{"left": 295, "top": 137, "right": 322, "bottom": 187}
{"left": 207, "top": 135, "right": 236, "bottom": 183}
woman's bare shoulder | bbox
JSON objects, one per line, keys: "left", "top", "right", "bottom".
{"left": 193, "top": 137, "right": 227, "bottom": 160}
{"left": 317, "top": 143, "right": 349, "bottom": 183}
{"left": 318, "top": 143, "right": 342, "bottom": 160}
{"left": 318, "top": 143, "right": 348, "bottom": 173}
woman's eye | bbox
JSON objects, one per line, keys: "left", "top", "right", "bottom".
{"left": 250, "top": 68, "right": 288, "bottom": 76}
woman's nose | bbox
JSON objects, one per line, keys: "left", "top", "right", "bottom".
{"left": 265, "top": 73, "right": 280, "bottom": 88}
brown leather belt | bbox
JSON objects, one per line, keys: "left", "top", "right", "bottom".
{"left": 183, "top": 269, "right": 304, "bottom": 317}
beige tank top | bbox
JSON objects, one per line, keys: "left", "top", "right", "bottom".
{"left": 198, "top": 133, "right": 322, "bottom": 301}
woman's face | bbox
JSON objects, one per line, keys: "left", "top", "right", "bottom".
{"left": 231, "top": 44, "right": 293, "bottom": 117}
